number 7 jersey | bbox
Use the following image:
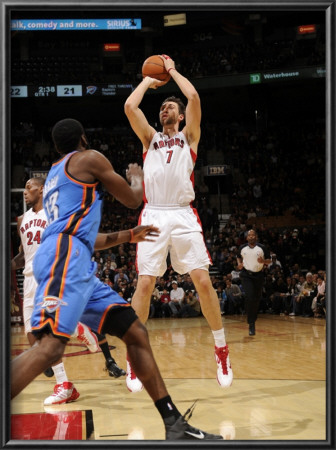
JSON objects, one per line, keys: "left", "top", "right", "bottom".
{"left": 42, "top": 151, "right": 103, "bottom": 254}
{"left": 143, "top": 131, "right": 196, "bottom": 206}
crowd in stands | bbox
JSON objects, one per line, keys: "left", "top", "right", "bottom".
{"left": 90, "top": 224, "right": 326, "bottom": 320}
{"left": 12, "top": 118, "right": 325, "bottom": 220}
{"left": 153, "top": 39, "right": 324, "bottom": 81}
{"left": 11, "top": 28, "right": 325, "bottom": 85}
{"left": 196, "top": 119, "right": 325, "bottom": 222}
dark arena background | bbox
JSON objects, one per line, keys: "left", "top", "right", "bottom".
{"left": 8, "top": 5, "right": 330, "bottom": 445}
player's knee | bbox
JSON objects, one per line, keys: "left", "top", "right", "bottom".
{"left": 197, "top": 277, "right": 213, "bottom": 295}
{"left": 137, "top": 276, "right": 156, "bottom": 297}
{"left": 102, "top": 306, "right": 138, "bottom": 338}
{"left": 39, "top": 336, "right": 66, "bottom": 364}
{"left": 122, "top": 318, "right": 149, "bottom": 347}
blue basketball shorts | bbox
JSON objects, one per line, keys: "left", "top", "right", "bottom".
{"left": 31, "top": 233, "right": 130, "bottom": 339}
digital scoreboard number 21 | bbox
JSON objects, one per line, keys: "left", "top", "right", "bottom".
{"left": 56, "top": 85, "right": 82, "bottom": 97}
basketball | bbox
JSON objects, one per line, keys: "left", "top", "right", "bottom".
{"left": 142, "top": 55, "right": 171, "bottom": 85}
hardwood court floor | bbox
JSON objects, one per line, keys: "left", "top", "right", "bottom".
{"left": 10, "top": 314, "right": 326, "bottom": 441}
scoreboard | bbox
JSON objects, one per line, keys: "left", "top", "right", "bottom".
{"left": 10, "top": 84, "right": 134, "bottom": 98}
{"left": 11, "top": 66, "right": 325, "bottom": 99}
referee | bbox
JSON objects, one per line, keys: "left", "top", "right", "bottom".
{"left": 237, "top": 229, "right": 271, "bottom": 335}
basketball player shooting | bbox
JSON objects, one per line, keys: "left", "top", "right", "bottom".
{"left": 124, "top": 54, "right": 233, "bottom": 392}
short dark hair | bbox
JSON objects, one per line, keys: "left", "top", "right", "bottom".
{"left": 52, "top": 118, "right": 85, "bottom": 153}
{"left": 161, "top": 96, "right": 186, "bottom": 116}
{"left": 30, "top": 176, "right": 45, "bottom": 187}
{"left": 247, "top": 229, "right": 258, "bottom": 236}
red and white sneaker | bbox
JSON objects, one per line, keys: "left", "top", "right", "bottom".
{"left": 74, "top": 322, "right": 99, "bottom": 353}
{"left": 43, "top": 381, "right": 80, "bottom": 405}
{"left": 215, "top": 345, "right": 233, "bottom": 388}
{"left": 126, "top": 357, "right": 143, "bottom": 393}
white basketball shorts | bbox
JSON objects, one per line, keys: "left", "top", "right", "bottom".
{"left": 136, "top": 204, "right": 211, "bottom": 276}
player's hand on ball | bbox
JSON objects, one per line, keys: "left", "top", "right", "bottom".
{"left": 126, "top": 163, "right": 144, "bottom": 183}
{"left": 160, "top": 54, "right": 175, "bottom": 73}
{"left": 144, "top": 76, "right": 167, "bottom": 89}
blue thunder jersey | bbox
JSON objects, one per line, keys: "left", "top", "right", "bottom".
{"left": 42, "top": 151, "right": 103, "bottom": 254}
{"left": 31, "top": 150, "right": 131, "bottom": 338}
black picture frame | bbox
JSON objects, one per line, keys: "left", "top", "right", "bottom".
{"left": 2, "top": 1, "right": 335, "bottom": 449}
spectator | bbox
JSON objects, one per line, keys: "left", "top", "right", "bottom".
{"left": 230, "top": 262, "right": 241, "bottom": 284}
{"left": 149, "top": 286, "right": 162, "bottom": 318}
{"left": 216, "top": 285, "right": 227, "bottom": 315}
{"left": 121, "top": 280, "right": 132, "bottom": 302}
{"left": 267, "top": 254, "right": 282, "bottom": 271}
{"left": 92, "top": 250, "right": 104, "bottom": 265}
{"left": 261, "top": 274, "right": 274, "bottom": 313}
{"left": 311, "top": 274, "right": 326, "bottom": 318}
{"left": 115, "top": 244, "right": 128, "bottom": 268}
{"left": 287, "top": 230, "right": 303, "bottom": 266}
{"left": 225, "top": 279, "right": 244, "bottom": 315}
{"left": 113, "top": 269, "right": 130, "bottom": 285}
{"left": 296, "top": 272, "right": 317, "bottom": 317}
{"left": 95, "top": 262, "right": 104, "bottom": 279}
{"left": 156, "top": 277, "right": 168, "bottom": 294}
{"left": 290, "top": 274, "right": 306, "bottom": 316}
{"left": 169, "top": 281, "right": 185, "bottom": 318}
{"left": 182, "top": 274, "right": 195, "bottom": 293}
{"left": 127, "top": 278, "right": 138, "bottom": 302}
{"left": 101, "top": 261, "right": 115, "bottom": 284}
{"left": 269, "top": 276, "right": 288, "bottom": 315}
{"left": 180, "top": 290, "right": 201, "bottom": 318}
{"left": 103, "top": 276, "right": 113, "bottom": 287}
{"left": 159, "top": 288, "right": 171, "bottom": 318}
{"left": 282, "top": 276, "right": 294, "bottom": 315}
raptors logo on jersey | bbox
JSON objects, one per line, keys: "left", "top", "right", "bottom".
{"left": 143, "top": 131, "right": 196, "bottom": 206}
{"left": 153, "top": 134, "right": 185, "bottom": 150}
{"left": 19, "top": 208, "right": 48, "bottom": 277}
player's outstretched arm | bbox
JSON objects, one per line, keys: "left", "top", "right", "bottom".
{"left": 94, "top": 225, "right": 160, "bottom": 250}
{"left": 160, "top": 55, "right": 201, "bottom": 150}
{"left": 124, "top": 77, "right": 157, "bottom": 149}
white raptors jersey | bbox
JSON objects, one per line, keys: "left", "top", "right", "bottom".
{"left": 143, "top": 131, "right": 196, "bottom": 206}
{"left": 19, "top": 208, "right": 48, "bottom": 278}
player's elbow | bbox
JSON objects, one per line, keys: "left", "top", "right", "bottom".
{"left": 124, "top": 100, "right": 136, "bottom": 117}
{"left": 189, "top": 91, "right": 201, "bottom": 106}
{"left": 125, "top": 196, "right": 143, "bottom": 210}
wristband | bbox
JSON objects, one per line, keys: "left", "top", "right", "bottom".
{"left": 130, "top": 229, "right": 135, "bottom": 243}
{"left": 168, "top": 68, "right": 176, "bottom": 74}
